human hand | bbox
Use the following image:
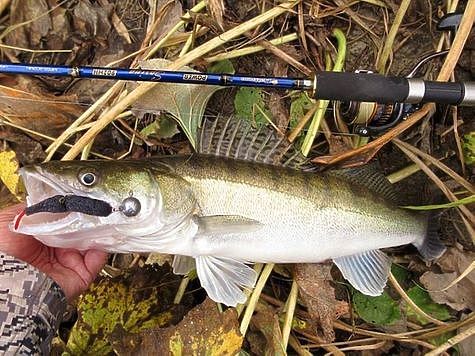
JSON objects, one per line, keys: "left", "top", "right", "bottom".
{"left": 0, "top": 203, "right": 108, "bottom": 300}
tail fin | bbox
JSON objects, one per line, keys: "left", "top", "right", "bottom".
{"left": 413, "top": 213, "right": 446, "bottom": 261}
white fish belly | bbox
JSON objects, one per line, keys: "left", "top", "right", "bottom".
{"left": 189, "top": 178, "right": 426, "bottom": 262}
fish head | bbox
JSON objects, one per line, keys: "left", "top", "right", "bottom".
{"left": 12, "top": 159, "right": 196, "bottom": 250}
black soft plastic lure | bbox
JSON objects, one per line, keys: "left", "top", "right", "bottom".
{"left": 25, "top": 195, "right": 113, "bottom": 217}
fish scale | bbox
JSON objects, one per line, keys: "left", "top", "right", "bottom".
{"left": 155, "top": 155, "right": 426, "bottom": 263}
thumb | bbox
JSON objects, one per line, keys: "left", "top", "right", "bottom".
{"left": 83, "top": 249, "right": 108, "bottom": 280}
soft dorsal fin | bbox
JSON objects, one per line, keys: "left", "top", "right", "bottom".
{"left": 329, "top": 164, "right": 400, "bottom": 204}
{"left": 198, "top": 116, "right": 312, "bottom": 170}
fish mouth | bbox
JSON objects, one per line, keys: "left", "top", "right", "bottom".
{"left": 13, "top": 166, "right": 96, "bottom": 235}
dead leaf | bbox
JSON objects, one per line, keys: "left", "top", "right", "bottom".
{"left": 0, "top": 83, "right": 81, "bottom": 139}
{"left": 249, "top": 305, "right": 286, "bottom": 356}
{"left": 0, "top": 183, "right": 19, "bottom": 209}
{"left": 66, "top": 265, "right": 185, "bottom": 355}
{"left": 0, "top": 129, "right": 45, "bottom": 164}
{"left": 129, "top": 58, "right": 223, "bottom": 148}
{"left": 420, "top": 247, "right": 475, "bottom": 311}
{"left": 459, "top": 314, "right": 475, "bottom": 356}
{"left": 0, "top": 149, "right": 23, "bottom": 200}
{"left": 110, "top": 298, "right": 242, "bottom": 355}
{"left": 208, "top": 0, "right": 225, "bottom": 30}
{"left": 294, "top": 263, "right": 349, "bottom": 342}
{"left": 146, "top": 0, "right": 183, "bottom": 42}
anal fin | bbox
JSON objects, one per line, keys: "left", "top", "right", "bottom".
{"left": 195, "top": 256, "right": 257, "bottom": 306}
{"left": 333, "top": 250, "right": 391, "bottom": 296}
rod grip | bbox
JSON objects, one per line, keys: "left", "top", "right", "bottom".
{"left": 314, "top": 72, "right": 409, "bottom": 103}
{"left": 314, "top": 72, "right": 470, "bottom": 105}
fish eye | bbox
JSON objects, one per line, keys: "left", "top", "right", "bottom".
{"left": 79, "top": 172, "right": 96, "bottom": 186}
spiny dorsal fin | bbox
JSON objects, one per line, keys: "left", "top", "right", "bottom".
{"left": 198, "top": 116, "right": 313, "bottom": 170}
{"left": 329, "top": 164, "right": 400, "bottom": 204}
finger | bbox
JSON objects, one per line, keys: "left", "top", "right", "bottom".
{"left": 0, "top": 203, "right": 26, "bottom": 234}
{"left": 84, "top": 249, "right": 109, "bottom": 278}
{"left": 0, "top": 203, "right": 44, "bottom": 261}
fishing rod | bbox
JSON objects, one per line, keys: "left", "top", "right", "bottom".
{"left": 0, "top": 62, "right": 474, "bottom": 107}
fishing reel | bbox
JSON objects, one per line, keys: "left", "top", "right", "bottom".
{"left": 335, "top": 70, "right": 417, "bottom": 137}
{"left": 336, "top": 12, "right": 461, "bottom": 137}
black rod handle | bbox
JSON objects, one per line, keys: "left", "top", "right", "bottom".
{"left": 313, "top": 72, "right": 475, "bottom": 106}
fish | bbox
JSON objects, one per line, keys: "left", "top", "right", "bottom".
{"left": 10, "top": 116, "right": 446, "bottom": 306}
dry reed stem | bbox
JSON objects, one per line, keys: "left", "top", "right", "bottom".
{"left": 239, "top": 263, "right": 275, "bottom": 336}
{"left": 389, "top": 273, "right": 447, "bottom": 326}
{"left": 0, "top": 115, "right": 111, "bottom": 159}
{"left": 46, "top": 83, "right": 122, "bottom": 160}
{"left": 437, "top": 0, "right": 475, "bottom": 81}
{"left": 376, "top": 0, "right": 411, "bottom": 73}
{"left": 425, "top": 323, "right": 475, "bottom": 356}
{"left": 255, "top": 37, "right": 312, "bottom": 76}
{"left": 392, "top": 139, "right": 474, "bottom": 194}
{"left": 282, "top": 279, "right": 299, "bottom": 350}
{"left": 205, "top": 33, "right": 298, "bottom": 62}
{"left": 0, "top": 43, "right": 71, "bottom": 53}
{"left": 393, "top": 139, "right": 475, "bottom": 227}
{"left": 0, "top": 0, "right": 10, "bottom": 15}
{"left": 62, "top": 0, "right": 300, "bottom": 160}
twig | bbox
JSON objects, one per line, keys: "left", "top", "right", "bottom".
{"left": 254, "top": 37, "right": 312, "bottom": 76}
{"left": 46, "top": 82, "right": 122, "bottom": 160}
{"left": 437, "top": 0, "right": 475, "bottom": 81}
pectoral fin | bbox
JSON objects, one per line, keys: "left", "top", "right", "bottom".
{"left": 195, "top": 256, "right": 257, "bottom": 306}
{"left": 172, "top": 255, "right": 196, "bottom": 275}
{"left": 195, "top": 215, "right": 263, "bottom": 235}
{"left": 333, "top": 250, "right": 391, "bottom": 296}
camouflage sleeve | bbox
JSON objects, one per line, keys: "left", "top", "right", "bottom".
{"left": 0, "top": 253, "right": 67, "bottom": 354}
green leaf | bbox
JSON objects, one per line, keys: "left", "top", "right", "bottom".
{"left": 234, "top": 87, "right": 271, "bottom": 126}
{"left": 391, "top": 264, "right": 411, "bottom": 285}
{"left": 289, "top": 92, "right": 313, "bottom": 129}
{"left": 463, "top": 132, "right": 475, "bottom": 165}
{"left": 403, "top": 194, "right": 475, "bottom": 211}
{"left": 352, "top": 290, "right": 401, "bottom": 326}
{"left": 406, "top": 286, "right": 451, "bottom": 325}
{"left": 208, "top": 59, "right": 235, "bottom": 74}
{"left": 140, "top": 115, "right": 179, "bottom": 139}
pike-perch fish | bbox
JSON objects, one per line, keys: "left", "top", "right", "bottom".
{"left": 11, "top": 117, "right": 446, "bottom": 306}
